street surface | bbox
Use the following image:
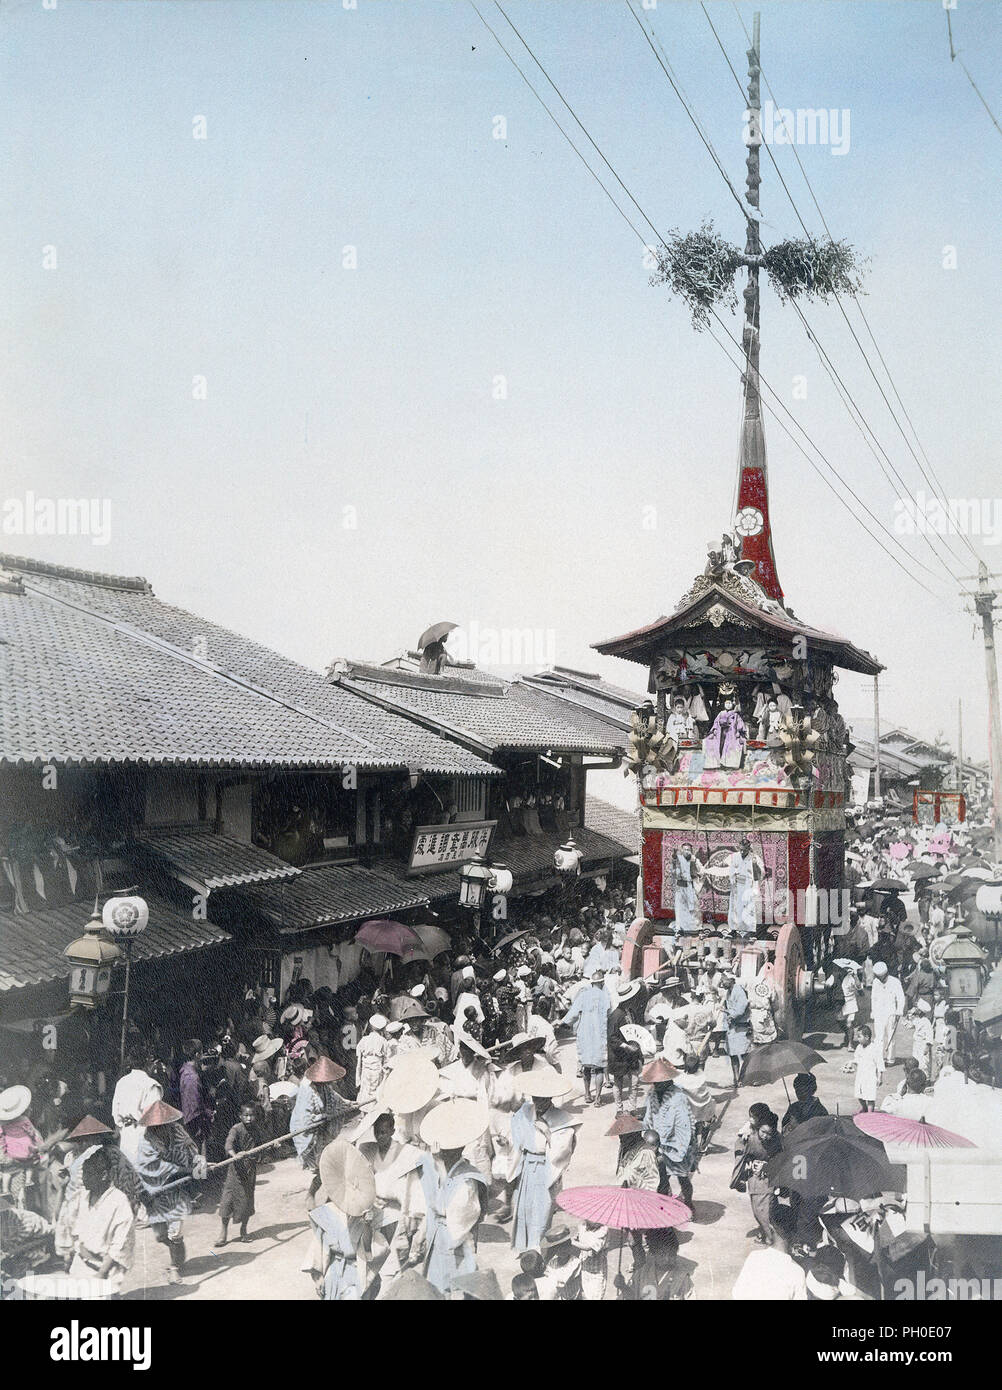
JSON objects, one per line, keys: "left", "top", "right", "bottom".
{"left": 119, "top": 993, "right": 913, "bottom": 1301}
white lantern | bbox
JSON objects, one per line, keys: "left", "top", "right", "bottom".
{"left": 487, "top": 865, "right": 514, "bottom": 896}
{"left": 554, "top": 841, "right": 583, "bottom": 876}
{"left": 102, "top": 895, "right": 150, "bottom": 938}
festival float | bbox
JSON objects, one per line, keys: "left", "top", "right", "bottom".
{"left": 593, "top": 18, "right": 882, "bottom": 1039}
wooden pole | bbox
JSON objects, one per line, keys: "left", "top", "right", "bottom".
{"left": 961, "top": 564, "right": 1002, "bottom": 862}
{"left": 958, "top": 698, "right": 964, "bottom": 795}
{"left": 873, "top": 675, "right": 882, "bottom": 799}
{"left": 151, "top": 1119, "right": 333, "bottom": 1195}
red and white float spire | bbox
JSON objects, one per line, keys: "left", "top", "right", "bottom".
{"left": 735, "top": 13, "right": 784, "bottom": 604}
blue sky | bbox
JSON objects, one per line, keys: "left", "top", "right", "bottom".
{"left": 3, "top": 0, "right": 1001, "bottom": 765}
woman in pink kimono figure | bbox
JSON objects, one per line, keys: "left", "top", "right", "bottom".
{"left": 702, "top": 696, "right": 748, "bottom": 770}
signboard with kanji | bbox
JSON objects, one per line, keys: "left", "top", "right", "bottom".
{"left": 407, "top": 820, "right": 497, "bottom": 876}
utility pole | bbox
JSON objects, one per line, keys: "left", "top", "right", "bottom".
{"left": 873, "top": 674, "right": 882, "bottom": 800}
{"left": 957, "top": 698, "right": 964, "bottom": 796}
{"left": 960, "top": 563, "right": 1002, "bottom": 862}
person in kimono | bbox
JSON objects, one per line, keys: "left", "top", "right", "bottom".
{"left": 702, "top": 697, "right": 747, "bottom": 770}
{"left": 727, "top": 839, "right": 762, "bottom": 935}
{"left": 291, "top": 1056, "right": 356, "bottom": 1207}
{"left": 583, "top": 929, "right": 621, "bottom": 999}
{"left": 870, "top": 961, "right": 905, "bottom": 1066}
{"left": 415, "top": 1141, "right": 488, "bottom": 1293}
{"left": 561, "top": 971, "right": 611, "bottom": 1105}
{"left": 642, "top": 1069, "right": 696, "bottom": 1206}
{"left": 310, "top": 1199, "right": 374, "bottom": 1300}
{"left": 510, "top": 1073, "right": 579, "bottom": 1254}
{"left": 721, "top": 970, "right": 752, "bottom": 1086}
{"left": 665, "top": 697, "right": 696, "bottom": 745}
{"left": 131, "top": 1101, "right": 201, "bottom": 1285}
{"left": 437, "top": 1035, "right": 495, "bottom": 1181}
{"left": 356, "top": 1109, "right": 423, "bottom": 1277}
{"left": 111, "top": 1051, "right": 163, "bottom": 1165}
{"left": 355, "top": 1014, "right": 390, "bottom": 1106}
{"left": 852, "top": 1026, "right": 883, "bottom": 1112}
{"left": 673, "top": 844, "right": 705, "bottom": 933}
{"left": 65, "top": 1148, "right": 135, "bottom": 1296}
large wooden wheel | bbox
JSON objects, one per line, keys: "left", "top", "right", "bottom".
{"left": 773, "top": 923, "right": 811, "bottom": 1041}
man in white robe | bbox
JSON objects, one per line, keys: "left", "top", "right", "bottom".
{"left": 111, "top": 1052, "right": 163, "bottom": 1165}
{"left": 727, "top": 839, "right": 761, "bottom": 935}
{"left": 870, "top": 961, "right": 905, "bottom": 1066}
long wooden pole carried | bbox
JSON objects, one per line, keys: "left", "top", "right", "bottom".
{"left": 150, "top": 1117, "right": 349, "bottom": 1195}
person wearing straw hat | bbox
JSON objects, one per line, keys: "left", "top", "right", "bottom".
{"left": 415, "top": 1100, "right": 490, "bottom": 1293}
{"left": 561, "top": 970, "right": 611, "bottom": 1106}
{"left": 132, "top": 1100, "right": 202, "bottom": 1284}
{"left": 65, "top": 1147, "right": 135, "bottom": 1296}
{"left": 607, "top": 978, "right": 645, "bottom": 1115}
{"left": 111, "top": 1048, "right": 163, "bottom": 1167}
{"left": 641, "top": 1059, "right": 696, "bottom": 1207}
{"left": 291, "top": 1056, "right": 356, "bottom": 1209}
{"left": 308, "top": 1138, "right": 377, "bottom": 1300}
{"left": 355, "top": 1014, "right": 390, "bottom": 1106}
{"left": 438, "top": 1034, "right": 495, "bottom": 1181}
{"left": 509, "top": 1066, "right": 578, "bottom": 1254}
{"left": 354, "top": 1109, "right": 424, "bottom": 1278}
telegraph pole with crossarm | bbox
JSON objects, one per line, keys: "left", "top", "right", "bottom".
{"left": 961, "top": 563, "right": 1002, "bottom": 863}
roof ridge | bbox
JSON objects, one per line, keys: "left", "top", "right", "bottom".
{"left": 18, "top": 580, "right": 392, "bottom": 761}
{"left": 0, "top": 551, "right": 153, "bottom": 593}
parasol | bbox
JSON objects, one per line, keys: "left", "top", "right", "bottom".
{"left": 852, "top": 1113, "right": 975, "bottom": 1150}
{"left": 961, "top": 866, "right": 995, "bottom": 881}
{"left": 620, "top": 1023, "right": 658, "bottom": 1057}
{"left": 871, "top": 878, "right": 907, "bottom": 893}
{"left": 907, "top": 863, "right": 940, "bottom": 881}
{"left": 741, "top": 1040, "right": 827, "bottom": 1095}
{"left": 766, "top": 1115, "right": 897, "bottom": 1198}
{"left": 888, "top": 843, "right": 911, "bottom": 861}
{"left": 417, "top": 621, "right": 458, "bottom": 650}
{"left": 557, "top": 1185, "right": 691, "bottom": 1231}
{"left": 491, "top": 928, "right": 530, "bottom": 955}
{"left": 388, "top": 996, "right": 429, "bottom": 1023}
{"left": 410, "top": 922, "right": 452, "bottom": 957}
{"left": 355, "top": 919, "right": 422, "bottom": 956}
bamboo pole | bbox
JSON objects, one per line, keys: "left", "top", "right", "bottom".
{"left": 150, "top": 1119, "right": 337, "bottom": 1195}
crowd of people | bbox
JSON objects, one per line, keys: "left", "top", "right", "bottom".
{"left": 1, "top": 799, "right": 1000, "bottom": 1301}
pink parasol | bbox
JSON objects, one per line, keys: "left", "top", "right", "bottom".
{"left": 557, "top": 1185, "right": 691, "bottom": 1231}
{"left": 355, "top": 919, "right": 422, "bottom": 956}
{"left": 888, "top": 842, "right": 911, "bottom": 861}
{"left": 853, "top": 1112, "right": 975, "bottom": 1150}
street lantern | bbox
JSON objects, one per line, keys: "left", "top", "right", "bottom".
{"left": 64, "top": 909, "right": 122, "bottom": 1009}
{"left": 459, "top": 854, "right": 493, "bottom": 910}
{"left": 487, "top": 864, "right": 513, "bottom": 897}
{"left": 940, "top": 920, "right": 987, "bottom": 1007}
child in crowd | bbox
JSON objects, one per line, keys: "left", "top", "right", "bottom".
{"left": 853, "top": 1025, "right": 883, "bottom": 1113}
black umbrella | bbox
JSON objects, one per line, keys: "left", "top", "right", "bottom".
{"left": 872, "top": 877, "right": 907, "bottom": 893}
{"left": 742, "top": 1040, "right": 827, "bottom": 1088}
{"left": 766, "top": 1115, "right": 896, "bottom": 1199}
{"left": 491, "top": 929, "right": 530, "bottom": 956}
{"left": 906, "top": 863, "right": 940, "bottom": 881}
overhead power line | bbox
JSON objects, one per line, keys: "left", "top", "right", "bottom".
{"left": 471, "top": 0, "right": 951, "bottom": 603}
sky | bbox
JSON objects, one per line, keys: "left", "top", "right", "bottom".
{"left": 3, "top": 0, "right": 1002, "bottom": 780}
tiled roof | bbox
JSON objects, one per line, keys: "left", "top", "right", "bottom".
{"left": 222, "top": 863, "right": 430, "bottom": 935}
{"left": 526, "top": 668, "right": 646, "bottom": 728}
{"left": 0, "top": 894, "right": 232, "bottom": 992}
{"left": 0, "top": 555, "right": 498, "bottom": 777}
{"left": 133, "top": 827, "right": 300, "bottom": 892}
{"left": 584, "top": 795, "right": 639, "bottom": 854}
{"left": 336, "top": 668, "right": 623, "bottom": 756}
